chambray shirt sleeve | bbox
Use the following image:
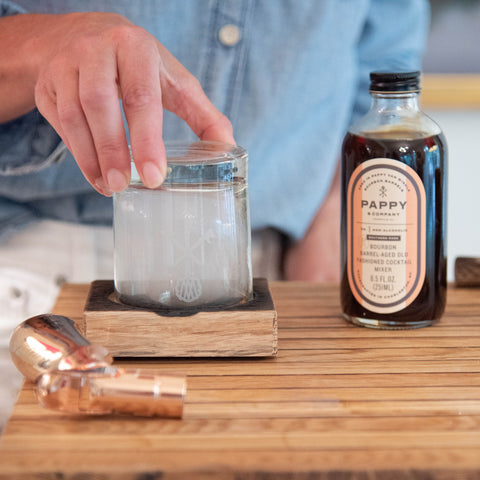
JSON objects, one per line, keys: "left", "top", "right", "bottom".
{"left": 1, "top": 0, "right": 23, "bottom": 15}
{"left": 351, "top": 0, "right": 430, "bottom": 122}
{"left": 0, "top": 1, "right": 67, "bottom": 176}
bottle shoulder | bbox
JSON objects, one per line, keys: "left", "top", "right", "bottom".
{"left": 349, "top": 109, "right": 442, "bottom": 140}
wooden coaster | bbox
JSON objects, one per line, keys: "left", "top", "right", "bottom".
{"left": 81, "top": 278, "right": 277, "bottom": 357}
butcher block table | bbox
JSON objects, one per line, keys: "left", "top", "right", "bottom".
{"left": 1, "top": 282, "right": 480, "bottom": 479}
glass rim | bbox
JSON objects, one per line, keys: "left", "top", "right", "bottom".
{"left": 129, "top": 140, "right": 247, "bottom": 166}
{"left": 128, "top": 140, "right": 247, "bottom": 185}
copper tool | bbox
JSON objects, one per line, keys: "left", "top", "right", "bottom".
{"left": 9, "top": 314, "right": 186, "bottom": 417}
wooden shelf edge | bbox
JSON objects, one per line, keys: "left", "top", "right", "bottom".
{"left": 422, "top": 73, "right": 480, "bottom": 109}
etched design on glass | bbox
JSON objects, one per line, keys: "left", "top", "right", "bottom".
{"left": 175, "top": 277, "right": 202, "bottom": 303}
{"left": 172, "top": 228, "right": 215, "bottom": 303}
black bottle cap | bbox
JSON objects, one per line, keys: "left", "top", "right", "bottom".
{"left": 369, "top": 71, "right": 420, "bottom": 92}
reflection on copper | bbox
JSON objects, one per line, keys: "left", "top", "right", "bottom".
{"left": 10, "top": 314, "right": 186, "bottom": 418}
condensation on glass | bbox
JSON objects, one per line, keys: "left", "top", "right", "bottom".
{"left": 113, "top": 141, "right": 253, "bottom": 310}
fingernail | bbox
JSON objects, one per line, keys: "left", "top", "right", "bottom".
{"left": 94, "top": 177, "right": 112, "bottom": 197}
{"left": 107, "top": 168, "right": 129, "bottom": 192}
{"left": 142, "top": 162, "right": 164, "bottom": 188}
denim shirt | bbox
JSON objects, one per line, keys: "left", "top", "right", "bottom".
{"left": 0, "top": 0, "right": 429, "bottom": 241}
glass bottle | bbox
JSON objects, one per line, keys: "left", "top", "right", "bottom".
{"left": 341, "top": 71, "right": 447, "bottom": 329}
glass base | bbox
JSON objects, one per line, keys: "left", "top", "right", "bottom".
{"left": 343, "top": 313, "right": 438, "bottom": 330}
{"left": 111, "top": 290, "right": 254, "bottom": 313}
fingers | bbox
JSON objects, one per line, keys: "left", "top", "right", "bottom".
{"left": 36, "top": 49, "right": 131, "bottom": 196}
{"left": 158, "top": 45, "right": 235, "bottom": 145}
{"left": 35, "top": 16, "right": 235, "bottom": 196}
{"left": 119, "top": 37, "right": 235, "bottom": 189}
{"left": 78, "top": 48, "right": 130, "bottom": 192}
{"left": 53, "top": 68, "right": 109, "bottom": 195}
{"left": 35, "top": 67, "right": 109, "bottom": 196}
{"left": 117, "top": 33, "right": 165, "bottom": 188}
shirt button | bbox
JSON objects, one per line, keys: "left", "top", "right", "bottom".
{"left": 218, "top": 24, "right": 241, "bottom": 47}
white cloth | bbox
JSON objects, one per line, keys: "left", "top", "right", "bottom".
{"left": 0, "top": 220, "right": 114, "bottom": 431}
{"left": 0, "top": 220, "right": 114, "bottom": 336}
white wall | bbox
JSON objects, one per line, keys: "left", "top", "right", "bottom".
{"left": 424, "top": 3, "right": 480, "bottom": 74}
{"left": 424, "top": 108, "right": 480, "bottom": 281}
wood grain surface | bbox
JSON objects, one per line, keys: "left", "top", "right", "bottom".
{"left": 1, "top": 282, "right": 480, "bottom": 479}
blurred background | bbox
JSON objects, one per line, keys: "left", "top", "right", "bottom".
{"left": 423, "top": 0, "right": 480, "bottom": 280}
{"left": 425, "top": 0, "right": 480, "bottom": 73}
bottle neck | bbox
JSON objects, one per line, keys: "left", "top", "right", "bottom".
{"left": 370, "top": 92, "right": 420, "bottom": 113}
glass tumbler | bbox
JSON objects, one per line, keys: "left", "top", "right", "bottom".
{"left": 113, "top": 141, "right": 252, "bottom": 310}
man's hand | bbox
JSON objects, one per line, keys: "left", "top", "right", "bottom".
{"left": 0, "top": 12, "right": 234, "bottom": 195}
{"left": 284, "top": 163, "right": 340, "bottom": 282}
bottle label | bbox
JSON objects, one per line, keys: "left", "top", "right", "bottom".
{"left": 347, "top": 158, "right": 426, "bottom": 313}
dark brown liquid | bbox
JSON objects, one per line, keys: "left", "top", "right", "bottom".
{"left": 341, "top": 131, "right": 447, "bottom": 328}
